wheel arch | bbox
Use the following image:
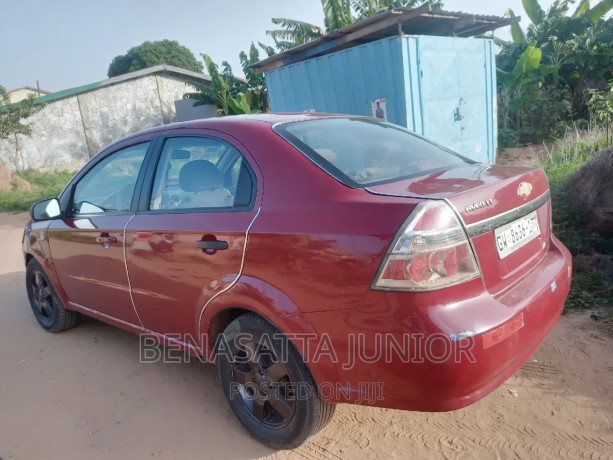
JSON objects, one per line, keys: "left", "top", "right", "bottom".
{"left": 24, "top": 252, "right": 72, "bottom": 312}
{"left": 200, "top": 277, "right": 341, "bottom": 389}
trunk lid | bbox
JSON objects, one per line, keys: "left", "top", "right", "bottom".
{"left": 368, "top": 164, "right": 552, "bottom": 294}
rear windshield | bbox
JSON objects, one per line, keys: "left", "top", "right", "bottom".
{"left": 274, "top": 117, "right": 471, "bottom": 187}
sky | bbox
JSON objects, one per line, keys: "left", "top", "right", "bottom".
{"left": 1, "top": 0, "right": 559, "bottom": 92}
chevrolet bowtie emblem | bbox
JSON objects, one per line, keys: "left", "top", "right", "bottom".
{"left": 517, "top": 182, "right": 533, "bottom": 197}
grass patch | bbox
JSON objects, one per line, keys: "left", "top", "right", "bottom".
{"left": 0, "top": 169, "right": 75, "bottom": 212}
{"left": 541, "top": 125, "right": 609, "bottom": 190}
{"left": 566, "top": 270, "right": 613, "bottom": 310}
{"left": 540, "top": 125, "right": 613, "bottom": 310}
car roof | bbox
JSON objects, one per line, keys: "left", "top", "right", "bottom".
{"left": 109, "top": 112, "right": 349, "bottom": 149}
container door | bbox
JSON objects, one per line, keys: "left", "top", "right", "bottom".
{"left": 417, "top": 37, "right": 490, "bottom": 163}
{"left": 455, "top": 39, "right": 490, "bottom": 163}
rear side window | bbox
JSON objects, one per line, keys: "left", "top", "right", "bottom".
{"left": 149, "top": 137, "right": 254, "bottom": 211}
{"left": 274, "top": 118, "right": 470, "bottom": 187}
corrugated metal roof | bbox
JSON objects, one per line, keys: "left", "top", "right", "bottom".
{"left": 251, "top": 4, "right": 519, "bottom": 72}
{"left": 34, "top": 65, "right": 211, "bottom": 104}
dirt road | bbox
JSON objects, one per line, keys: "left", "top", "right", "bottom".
{"left": 1, "top": 212, "right": 612, "bottom": 460}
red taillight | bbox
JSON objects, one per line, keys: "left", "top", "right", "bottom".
{"left": 408, "top": 253, "right": 428, "bottom": 282}
{"left": 373, "top": 201, "right": 480, "bottom": 291}
{"left": 382, "top": 259, "right": 409, "bottom": 280}
{"left": 444, "top": 247, "right": 459, "bottom": 276}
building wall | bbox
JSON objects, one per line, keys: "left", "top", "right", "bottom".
{"left": 0, "top": 73, "right": 200, "bottom": 171}
{"left": 174, "top": 98, "right": 217, "bottom": 122}
{"left": 7, "top": 88, "right": 48, "bottom": 103}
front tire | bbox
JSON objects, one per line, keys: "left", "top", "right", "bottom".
{"left": 26, "top": 259, "right": 78, "bottom": 333}
{"left": 217, "top": 313, "right": 335, "bottom": 449}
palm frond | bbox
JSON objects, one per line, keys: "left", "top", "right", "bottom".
{"left": 258, "top": 42, "right": 277, "bottom": 57}
{"left": 270, "top": 18, "right": 324, "bottom": 37}
{"left": 586, "top": 0, "right": 613, "bottom": 22}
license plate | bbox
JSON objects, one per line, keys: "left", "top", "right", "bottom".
{"left": 494, "top": 211, "right": 540, "bottom": 259}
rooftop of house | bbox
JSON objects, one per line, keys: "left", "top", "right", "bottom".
{"left": 6, "top": 86, "right": 53, "bottom": 95}
{"left": 33, "top": 65, "right": 211, "bottom": 104}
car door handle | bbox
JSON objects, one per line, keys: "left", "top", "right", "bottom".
{"left": 195, "top": 240, "right": 228, "bottom": 250}
{"left": 96, "top": 234, "right": 117, "bottom": 245}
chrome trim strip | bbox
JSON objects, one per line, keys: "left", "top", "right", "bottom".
{"left": 364, "top": 187, "right": 432, "bottom": 199}
{"left": 196, "top": 206, "right": 262, "bottom": 351}
{"left": 69, "top": 300, "right": 144, "bottom": 329}
{"left": 465, "top": 189, "right": 551, "bottom": 238}
{"left": 123, "top": 214, "right": 144, "bottom": 327}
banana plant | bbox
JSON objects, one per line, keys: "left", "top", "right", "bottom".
{"left": 498, "top": 42, "right": 556, "bottom": 130}
{"left": 352, "top": 0, "right": 442, "bottom": 17}
{"left": 322, "top": 0, "right": 354, "bottom": 31}
{"left": 265, "top": 0, "right": 437, "bottom": 51}
{"left": 239, "top": 43, "right": 270, "bottom": 113}
{"left": 498, "top": 42, "right": 543, "bottom": 91}
{"left": 506, "top": 9, "right": 527, "bottom": 44}
{"left": 184, "top": 53, "right": 252, "bottom": 116}
{"left": 266, "top": 18, "right": 325, "bottom": 51}
{"left": 505, "top": 0, "right": 613, "bottom": 45}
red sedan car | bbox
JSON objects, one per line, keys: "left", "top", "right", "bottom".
{"left": 23, "top": 114, "right": 571, "bottom": 448}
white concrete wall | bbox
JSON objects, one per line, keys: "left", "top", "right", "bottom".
{"left": 0, "top": 73, "right": 203, "bottom": 171}
{"left": 174, "top": 98, "right": 217, "bottom": 122}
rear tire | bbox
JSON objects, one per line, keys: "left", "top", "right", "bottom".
{"left": 26, "top": 259, "right": 79, "bottom": 333}
{"left": 217, "top": 313, "right": 335, "bottom": 449}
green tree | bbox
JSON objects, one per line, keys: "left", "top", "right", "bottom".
{"left": 0, "top": 86, "right": 44, "bottom": 140}
{"left": 587, "top": 81, "right": 613, "bottom": 140}
{"left": 267, "top": 0, "right": 441, "bottom": 50}
{"left": 497, "top": 0, "right": 613, "bottom": 143}
{"left": 1, "top": 86, "right": 45, "bottom": 170}
{"left": 107, "top": 40, "right": 203, "bottom": 77}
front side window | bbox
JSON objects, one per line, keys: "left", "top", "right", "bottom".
{"left": 149, "top": 137, "right": 253, "bottom": 211}
{"left": 72, "top": 142, "right": 150, "bottom": 215}
{"left": 274, "top": 118, "right": 470, "bottom": 187}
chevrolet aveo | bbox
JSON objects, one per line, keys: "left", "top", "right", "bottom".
{"left": 23, "top": 114, "right": 571, "bottom": 448}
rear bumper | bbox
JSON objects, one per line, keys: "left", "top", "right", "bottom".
{"left": 303, "top": 236, "right": 571, "bottom": 411}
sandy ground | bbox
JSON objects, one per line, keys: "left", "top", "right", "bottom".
{"left": 1, "top": 212, "right": 612, "bottom": 460}
{"left": 497, "top": 144, "right": 555, "bottom": 168}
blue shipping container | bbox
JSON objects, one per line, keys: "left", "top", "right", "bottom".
{"left": 265, "top": 35, "right": 497, "bottom": 164}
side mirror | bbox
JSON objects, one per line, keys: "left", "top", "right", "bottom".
{"left": 30, "top": 198, "right": 61, "bottom": 221}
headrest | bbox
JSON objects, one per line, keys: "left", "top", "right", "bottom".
{"left": 179, "top": 160, "right": 223, "bottom": 192}
{"left": 172, "top": 149, "right": 191, "bottom": 160}
{"left": 315, "top": 148, "right": 338, "bottom": 164}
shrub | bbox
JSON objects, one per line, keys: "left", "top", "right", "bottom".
{"left": 541, "top": 125, "right": 613, "bottom": 309}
